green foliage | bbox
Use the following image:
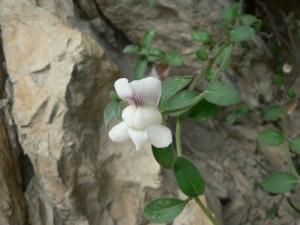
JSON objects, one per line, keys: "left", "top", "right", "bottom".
{"left": 204, "top": 82, "right": 241, "bottom": 106}
{"left": 289, "top": 137, "right": 300, "bottom": 153}
{"left": 265, "top": 203, "right": 279, "bottom": 220}
{"left": 213, "top": 43, "right": 233, "bottom": 71}
{"left": 104, "top": 102, "right": 119, "bottom": 128}
{"left": 221, "top": 6, "right": 238, "bottom": 19}
{"left": 196, "top": 46, "right": 208, "bottom": 61}
{"left": 263, "top": 106, "right": 282, "bottom": 120}
{"left": 226, "top": 113, "right": 237, "bottom": 125}
{"left": 123, "top": 45, "right": 141, "bottom": 54}
{"left": 174, "top": 157, "right": 205, "bottom": 197}
{"left": 148, "top": 48, "right": 166, "bottom": 62}
{"left": 187, "top": 100, "right": 217, "bottom": 122}
{"left": 167, "top": 90, "right": 199, "bottom": 116}
{"left": 114, "top": 103, "right": 122, "bottom": 120}
{"left": 133, "top": 56, "right": 148, "bottom": 80}
{"left": 149, "top": 0, "right": 158, "bottom": 8}
{"left": 165, "top": 50, "right": 184, "bottom": 66}
{"left": 241, "top": 14, "right": 258, "bottom": 26}
{"left": 110, "top": 91, "right": 121, "bottom": 103}
{"left": 152, "top": 144, "right": 175, "bottom": 170}
{"left": 226, "top": 105, "right": 250, "bottom": 125}
{"left": 144, "top": 198, "right": 189, "bottom": 223}
{"left": 204, "top": 67, "right": 215, "bottom": 82}
{"left": 258, "top": 130, "right": 284, "bottom": 146}
{"left": 262, "top": 172, "right": 298, "bottom": 194}
{"left": 192, "top": 29, "right": 213, "bottom": 43}
{"left": 141, "top": 30, "right": 156, "bottom": 52}
{"left": 240, "top": 40, "right": 251, "bottom": 50}
{"left": 273, "top": 75, "right": 284, "bottom": 85}
{"left": 218, "top": 18, "right": 230, "bottom": 30}
{"left": 229, "top": 26, "right": 255, "bottom": 42}
{"left": 159, "top": 76, "right": 192, "bottom": 107}
{"left": 287, "top": 88, "right": 296, "bottom": 98}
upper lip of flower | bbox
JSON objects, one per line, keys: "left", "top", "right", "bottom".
{"left": 108, "top": 77, "right": 172, "bottom": 150}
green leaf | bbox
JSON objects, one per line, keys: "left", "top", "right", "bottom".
{"left": 273, "top": 75, "right": 284, "bottom": 85}
{"left": 287, "top": 88, "right": 296, "bottom": 98}
{"left": 218, "top": 18, "right": 230, "bottom": 31}
{"left": 226, "top": 113, "right": 236, "bottom": 125}
{"left": 241, "top": 14, "right": 258, "bottom": 26}
{"left": 235, "top": 105, "right": 250, "bottom": 116}
{"left": 123, "top": 45, "right": 141, "bottom": 54}
{"left": 187, "top": 99, "right": 217, "bottom": 122}
{"left": 204, "top": 67, "right": 215, "bottom": 82}
{"left": 165, "top": 50, "right": 184, "bottom": 66}
{"left": 149, "top": 0, "right": 158, "bottom": 8}
{"left": 229, "top": 26, "right": 255, "bottom": 42}
{"left": 221, "top": 6, "right": 238, "bottom": 19}
{"left": 144, "top": 198, "right": 188, "bottom": 223}
{"left": 141, "top": 30, "right": 156, "bottom": 52}
{"left": 258, "top": 130, "right": 284, "bottom": 146}
{"left": 262, "top": 172, "right": 298, "bottom": 194}
{"left": 289, "top": 137, "right": 300, "bottom": 153}
{"left": 204, "top": 82, "right": 241, "bottom": 106}
{"left": 265, "top": 203, "right": 279, "bottom": 219}
{"left": 104, "top": 102, "right": 118, "bottom": 128}
{"left": 196, "top": 46, "right": 208, "bottom": 61}
{"left": 148, "top": 48, "right": 166, "bottom": 62}
{"left": 152, "top": 144, "right": 175, "bottom": 170}
{"left": 110, "top": 91, "right": 121, "bottom": 103}
{"left": 166, "top": 90, "right": 199, "bottom": 116}
{"left": 263, "top": 106, "right": 282, "bottom": 120}
{"left": 114, "top": 103, "right": 122, "bottom": 120}
{"left": 174, "top": 157, "right": 205, "bottom": 197}
{"left": 160, "top": 76, "right": 192, "bottom": 107}
{"left": 212, "top": 43, "right": 233, "bottom": 67}
{"left": 192, "top": 29, "right": 212, "bottom": 43}
{"left": 133, "top": 57, "right": 148, "bottom": 80}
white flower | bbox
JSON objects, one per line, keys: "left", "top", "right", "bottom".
{"left": 109, "top": 77, "right": 172, "bottom": 150}
{"left": 283, "top": 63, "right": 293, "bottom": 73}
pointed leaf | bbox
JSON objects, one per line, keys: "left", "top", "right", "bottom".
{"left": 148, "top": 47, "right": 166, "bottom": 62}
{"left": 159, "top": 76, "right": 192, "bottom": 107}
{"left": 273, "top": 75, "right": 284, "bottom": 85}
{"left": 263, "top": 106, "right": 282, "bottom": 120}
{"left": 133, "top": 57, "right": 148, "bottom": 80}
{"left": 230, "top": 26, "right": 255, "bottom": 42}
{"left": 141, "top": 30, "right": 156, "bottom": 51}
{"left": 192, "top": 29, "right": 212, "bottom": 43}
{"left": 287, "top": 88, "right": 296, "bottom": 99}
{"left": 123, "top": 45, "right": 141, "bottom": 54}
{"left": 221, "top": 6, "right": 238, "bottom": 19}
{"left": 196, "top": 46, "right": 208, "bottom": 61}
{"left": 262, "top": 172, "right": 298, "bottom": 194}
{"left": 289, "top": 137, "right": 300, "bottom": 153}
{"left": 187, "top": 99, "right": 217, "bottom": 122}
{"left": 174, "top": 157, "right": 205, "bottom": 197}
{"left": 110, "top": 91, "right": 121, "bottom": 103}
{"left": 204, "top": 67, "right": 215, "bottom": 82}
{"left": 258, "top": 130, "right": 284, "bottom": 146}
{"left": 152, "top": 144, "right": 175, "bottom": 170}
{"left": 165, "top": 50, "right": 184, "bottom": 66}
{"left": 144, "top": 198, "right": 189, "bottom": 223}
{"left": 204, "top": 82, "right": 241, "bottom": 106}
{"left": 114, "top": 103, "right": 122, "bottom": 120}
{"left": 104, "top": 102, "right": 118, "bottom": 128}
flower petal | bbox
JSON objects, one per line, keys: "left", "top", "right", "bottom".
{"left": 128, "top": 128, "right": 149, "bottom": 151}
{"left": 122, "top": 105, "right": 137, "bottom": 128}
{"left": 147, "top": 124, "right": 172, "bottom": 148}
{"left": 134, "top": 106, "right": 162, "bottom": 129}
{"left": 130, "top": 77, "right": 161, "bottom": 107}
{"left": 114, "top": 78, "right": 134, "bottom": 104}
{"left": 109, "top": 122, "right": 130, "bottom": 142}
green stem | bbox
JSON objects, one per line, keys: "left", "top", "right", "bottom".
{"left": 189, "top": 42, "right": 231, "bottom": 90}
{"left": 283, "top": 105, "right": 300, "bottom": 179}
{"left": 194, "top": 197, "right": 219, "bottom": 225}
{"left": 176, "top": 115, "right": 183, "bottom": 157}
